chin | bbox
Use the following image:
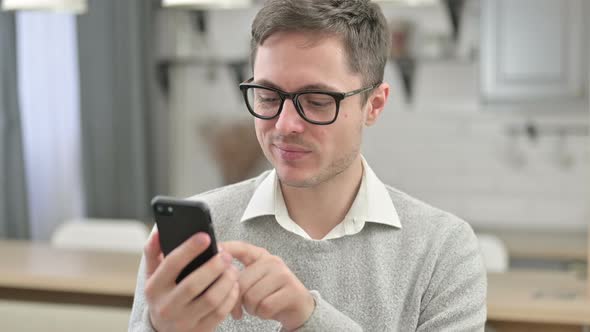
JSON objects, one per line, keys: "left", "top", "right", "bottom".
{"left": 275, "top": 166, "right": 319, "bottom": 188}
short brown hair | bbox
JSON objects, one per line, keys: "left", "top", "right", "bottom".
{"left": 250, "top": 0, "right": 390, "bottom": 87}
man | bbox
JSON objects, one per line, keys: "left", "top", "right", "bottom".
{"left": 129, "top": 0, "right": 487, "bottom": 331}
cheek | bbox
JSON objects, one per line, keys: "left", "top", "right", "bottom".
{"left": 314, "top": 125, "right": 344, "bottom": 155}
{"left": 334, "top": 115, "right": 363, "bottom": 149}
{"left": 254, "top": 120, "right": 268, "bottom": 146}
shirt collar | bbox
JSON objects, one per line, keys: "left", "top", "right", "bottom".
{"left": 239, "top": 169, "right": 276, "bottom": 222}
{"left": 360, "top": 157, "right": 401, "bottom": 228}
{"left": 240, "top": 156, "right": 401, "bottom": 229}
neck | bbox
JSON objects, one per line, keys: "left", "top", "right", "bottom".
{"left": 280, "top": 155, "right": 364, "bottom": 240}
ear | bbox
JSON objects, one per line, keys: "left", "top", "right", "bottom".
{"left": 364, "top": 83, "right": 389, "bottom": 126}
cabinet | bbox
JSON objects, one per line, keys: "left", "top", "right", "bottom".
{"left": 481, "top": 0, "right": 587, "bottom": 103}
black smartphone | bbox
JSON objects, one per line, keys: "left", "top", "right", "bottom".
{"left": 151, "top": 196, "right": 218, "bottom": 284}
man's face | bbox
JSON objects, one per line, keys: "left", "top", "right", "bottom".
{"left": 252, "top": 31, "right": 371, "bottom": 188}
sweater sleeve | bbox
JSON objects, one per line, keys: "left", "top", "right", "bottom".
{"left": 282, "top": 290, "right": 363, "bottom": 332}
{"left": 128, "top": 254, "right": 158, "bottom": 332}
{"left": 416, "top": 221, "right": 487, "bottom": 332}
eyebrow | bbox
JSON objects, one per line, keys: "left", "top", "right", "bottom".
{"left": 254, "top": 79, "right": 340, "bottom": 93}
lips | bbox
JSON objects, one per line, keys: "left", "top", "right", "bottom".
{"left": 274, "top": 144, "right": 309, "bottom": 153}
{"left": 272, "top": 143, "right": 311, "bottom": 161}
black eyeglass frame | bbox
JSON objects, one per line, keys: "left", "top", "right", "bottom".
{"left": 239, "top": 78, "right": 381, "bottom": 125}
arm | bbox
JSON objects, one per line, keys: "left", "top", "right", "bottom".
{"left": 222, "top": 241, "right": 363, "bottom": 332}
{"left": 287, "top": 290, "right": 362, "bottom": 332}
{"left": 128, "top": 255, "right": 157, "bottom": 332}
{"left": 416, "top": 221, "right": 487, "bottom": 332}
{"left": 297, "top": 221, "right": 486, "bottom": 332}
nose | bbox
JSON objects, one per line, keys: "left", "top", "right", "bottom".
{"left": 274, "top": 98, "right": 306, "bottom": 134}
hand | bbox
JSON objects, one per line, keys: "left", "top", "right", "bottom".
{"left": 143, "top": 229, "right": 241, "bottom": 332}
{"left": 222, "top": 241, "right": 315, "bottom": 331}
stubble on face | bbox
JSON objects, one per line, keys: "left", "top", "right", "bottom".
{"left": 276, "top": 112, "right": 365, "bottom": 189}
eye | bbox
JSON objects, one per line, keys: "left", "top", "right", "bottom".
{"left": 255, "top": 91, "right": 279, "bottom": 103}
{"left": 308, "top": 99, "right": 331, "bottom": 107}
{"left": 300, "top": 94, "right": 334, "bottom": 110}
{"left": 259, "top": 96, "right": 279, "bottom": 102}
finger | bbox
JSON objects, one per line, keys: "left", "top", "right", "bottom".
{"left": 143, "top": 228, "right": 162, "bottom": 278}
{"left": 231, "top": 296, "right": 243, "bottom": 320}
{"left": 221, "top": 241, "right": 267, "bottom": 266}
{"left": 170, "top": 251, "right": 233, "bottom": 306}
{"left": 146, "top": 255, "right": 232, "bottom": 327}
{"left": 195, "top": 276, "right": 240, "bottom": 330}
{"left": 254, "top": 287, "right": 296, "bottom": 320}
{"left": 189, "top": 265, "right": 239, "bottom": 321}
{"left": 151, "top": 232, "right": 211, "bottom": 289}
{"left": 236, "top": 257, "right": 272, "bottom": 297}
{"left": 242, "top": 272, "right": 283, "bottom": 316}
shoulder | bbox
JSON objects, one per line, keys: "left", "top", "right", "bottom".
{"left": 382, "top": 185, "right": 485, "bottom": 301}
{"left": 187, "top": 170, "right": 271, "bottom": 205}
{"left": 184, "top": 170, "right": 272, "bottom": 229}
{"left": 384, "top": 185, "right": 476, "bottom": 247}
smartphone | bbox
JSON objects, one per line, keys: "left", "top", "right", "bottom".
{"left": 151, "top": 196, "right": 218, "bottom": 284}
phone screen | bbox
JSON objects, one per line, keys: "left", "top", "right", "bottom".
{"left": 151, "top": 196, "right": 218, "bottom": 284}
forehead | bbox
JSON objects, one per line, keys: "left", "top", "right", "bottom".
{"left": 253, "top": 31, "right": 361, "bottom": 90}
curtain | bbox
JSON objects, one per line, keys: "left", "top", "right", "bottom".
{"left": 77, "top": 0, "right": 157, "bottom": 220}
{"left": 0, "top": 10, "right": 30, "bottom": 239}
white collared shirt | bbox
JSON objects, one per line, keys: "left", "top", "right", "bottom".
{"left": 240, "top": 156, "right": 401, "bottom": 240}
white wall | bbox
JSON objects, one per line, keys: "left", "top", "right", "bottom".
{"left": 365, "top": 62, "right": 589, "bottom": 231}
{"left": 360, "top": 60, "right": 589, "bottom": 232}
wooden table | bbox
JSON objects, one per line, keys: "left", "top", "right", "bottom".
{"left": 474, "top": 228, "right": 588, "bottom": 262}
{"left": 0, "top": 240, "right": 140, "bottom": 307}
{"left": 487, "top": 270, "right": 590, "bottom": 331}
{"left": 0, "top": 240, "right": 589, "bottom": 330}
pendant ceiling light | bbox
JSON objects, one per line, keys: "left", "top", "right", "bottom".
{"left": 375, "top": 0, "right": 438, "bottom": 5}
{"left": 162, "top": 0, "right": 252, "bottom": 10}
{"left": 1, "top": 0, "right": 86, "bottom": 13}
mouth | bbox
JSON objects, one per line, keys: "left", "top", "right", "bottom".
{"left": 272, "top": 143, "right": 311, "bottom": 161}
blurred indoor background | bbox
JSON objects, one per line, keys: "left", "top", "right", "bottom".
{"left": 0, "top": 0, "right": 588, "bottom": 331}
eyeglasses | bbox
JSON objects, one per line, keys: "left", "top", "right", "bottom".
{"left": 239, "top": 78, "right": 381, "bottom": 125}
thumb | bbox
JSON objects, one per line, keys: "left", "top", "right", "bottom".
{"left": 143, "top": 228, "right": 163, "bottom": 278}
